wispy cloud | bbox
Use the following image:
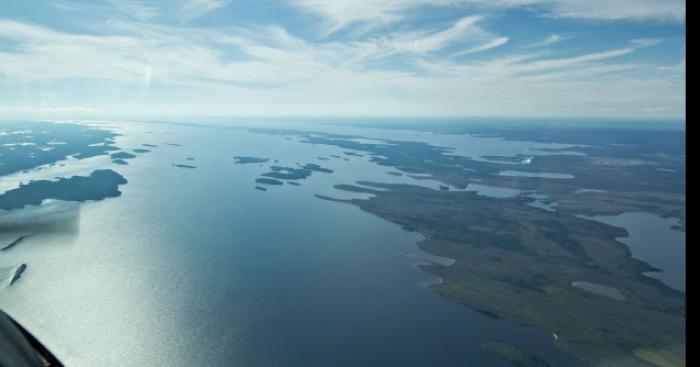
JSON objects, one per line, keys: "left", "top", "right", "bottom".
{"left": 107, "top": 0, "right": 160, "bottom": 21}
{"left": 0, "top": 18, "right": 684, "bottom": 118}
{"left": 292, "top": 0, "right": 685, "bottom": 34}
{"left": 522, "top": 34, "right": 569, "bottom": 48}
{"left": 454, "top": 37, "right": 509, "bottom": 56}
{"left": 369, "top": 15, "right": 500, "bottom": 55}
{"left": 0, "top": 0, "right": 686, "bottom": 119}
{"left": 178, "top": 0, "right": 230, "bottom": 21}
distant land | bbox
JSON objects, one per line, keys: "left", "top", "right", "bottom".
{"left": 0, "top": 170, "right": 127, "bottom": 210}
{"left": 255, "top": 125, "right": 685, "bottom": 367}
{"left": 234, "top": 156, "right": 269, "bottom": 164}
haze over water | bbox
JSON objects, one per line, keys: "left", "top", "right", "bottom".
{"left": 0, "top": 120, "right": 591, "bottom": 366}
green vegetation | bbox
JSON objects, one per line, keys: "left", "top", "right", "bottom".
{"left": 483, "top": 343, "right": 552, "bottom": 367}
{"left": 253, "top": 128, "right": 685, "bottom": 230}
{"left": 255, "top": 178, "right": 284, "bottom": 186}
{"left": 0, "top": 121, "right": 119, "bottom": 176}
{"left": 263, "top": 166, "right": 312, "bottom": 180}
{"left": 234, "top": 156, "right": 269, "bottom": 164}
{"left": 111, "top": 152, "right": 136, "bottom": 159}
{"left": 256, "top": 126, "right": 686, "bottom": 366}
{"left": 302, "top": 163, "right": 333, "bottom": 173}
{"left": 0, "top": 170, "right": 127, "bottom": 210}
{"left": 172, "top": 164, "right": 196, "bottom": 169}
{"left": 321, "top": 183, "right": 685, "bottom": 367}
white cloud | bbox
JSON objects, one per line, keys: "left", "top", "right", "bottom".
{"left": 538, "top": 0, "right": 685, "bottom": 22}
{"left": 0, "top": 19, "right": 685, "bottom": 119}
{"left": 107, "top": 0, "right": 160, "bottom": 21}
{"left": 178, "top": 0, "right": 230, "bottom": 21}
{"left": 522, "top": 34, "right": 569, "bottom": 48}
{"left": 371, "top": 15, "right": 495, "bottom": 55}
{"left": 454, "top": 37, "right": 509, "bottom": 56}
{"left": 291, "top": 0, "right": 460, "bottom": 34}
{"left": 291, "top": 0, "right": 685, "bottom": 33}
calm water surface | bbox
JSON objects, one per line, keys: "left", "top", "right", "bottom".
{"left": 0, "top": 121, "right": 602, "bottom": 366}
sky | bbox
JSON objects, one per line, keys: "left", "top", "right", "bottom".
{"left": 0, "top": 0, "right": 686, "bottom": 120}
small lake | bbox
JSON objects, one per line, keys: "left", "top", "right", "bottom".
{"left": 498, "top": 170, "right": 575, "bottom": 179}
{"left": 587, "top": 212, "right": 685, "bottom": 292}
{"left": 571, "top": 281, "right": 625, "bottom": 301}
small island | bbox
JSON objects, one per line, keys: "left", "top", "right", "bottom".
{"left": 302, "top": 163, "right": 333, "bottom": 173}
{"left": 262, "top": 166, "right": 312, "bottom": 180}
{"left": 172, "top": 164, "right": 196, "bottom": 169}
{"left": 111, "top": 152, "right": 136, "bottom": 160}
{"left": 1, "top": 235, "right": 25, "bottom": 251}
{"left": 483, "top": 343, "right": 552, "bottom": 367}
{"left": 10, "top": 264, "right": 27, "bottom": 286}
{"left": 255, "top": 178, "right": 284, "bottom": 186}
{"left": 234, "top": 156, "right": 269, "bottom": 164}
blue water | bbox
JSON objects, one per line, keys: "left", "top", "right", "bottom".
{"left": 587, "top": 212, "right": 685, "bottom": 292}
{"left": 0, "top": 121, "right": 587, "bottom": 366}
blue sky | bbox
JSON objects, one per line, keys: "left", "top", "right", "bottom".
{"left": 0, "top": 0, "right": 686, "bottom": 120}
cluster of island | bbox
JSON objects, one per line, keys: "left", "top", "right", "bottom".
{"left": 0, "top": 121, "right": 685, "bottom": 367}
{"left": 0, "top": 122, "right": 136, "bottom": 289}
{"left": 234, "top": 156, "right": 334, "bottom": 190}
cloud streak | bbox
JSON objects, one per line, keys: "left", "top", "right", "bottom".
{"left": 292, "top": 0, "right": 685, "bottom": 34}
{"left": 0, "top": 1, "right": 686, "bottom": 119}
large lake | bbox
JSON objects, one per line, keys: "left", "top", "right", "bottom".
{"left": 0, "top": 120, "right": 682, "bottom": 366}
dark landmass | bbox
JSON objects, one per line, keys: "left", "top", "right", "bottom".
{"left": 111, "top": 152, "right": 136, "bottom": 160}
{"left": 302, "top": 163, "right": 333, "bottom": 173}
{"left": 318, "top": 157, "right": 330, "bottom": 161}
{"left": 10, "top": 264, "right": 27, "bottom": 285}
{"left": 387, "top": 172, "right": 403, "bottom": 176}
{"left": 287, "top": 181, "right": 301, "bottom": 186}
{"left": 0, "top": 170, "right": 128, "bottom": 210}
{"left": 133, "top": 149, "right": 151, "bottom": 153}
{"left": 142, "top": 144, "right": 158, "bottom": 147}
{"left": 164, "top": 143, "right": 183, "bottom": 147}
{"left": 112, "top": 159, "right": 128, "bottom": 165}
{"left": 255, "top": 186, "right": 267, "bottom": 191}
{"left": 262, "top": 166, "right": 312, "bottom": 180}
{"left": 321, "top": 183, "right": 685, "bottom": 367}
{"left": 0, "top": 121, "right": 119, "bottom": 176}
{"left": 234, "top": 156, "right": 269, "bottom": 164}
{"left": 439, "top": 185, "right": 450, "bottom": 191}
{"left": 483, "top": 343, "right": 552, "bottom": 367}
{"left": 250, "top": 128, "right": 685, "bottom": 230}
{"left": 346, "top": 119, "right": 685, "bottom": 157}
{"left": 172, "top": 164, "right": 196, "bottom": 169}
{"left": 1, "top": 235, "right": 25, "bottom": 251}
{"left": 244, "top": 125, "right": 685, "bottom": 366}
{"left": 344, "top": 151, "right": 363, "bottom": 157}
{"left": 71, "top": 145, "right": 120, "bottom": 159}
{"left": 255, "top": 178, "right": 284, "bottom": 186}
